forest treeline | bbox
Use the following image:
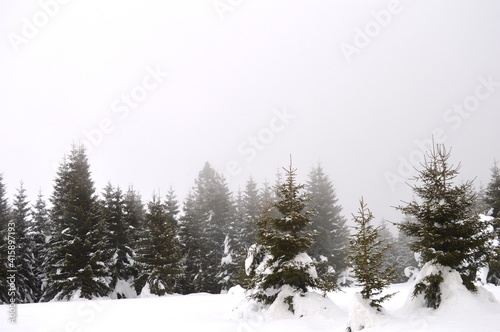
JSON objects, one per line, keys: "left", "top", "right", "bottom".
{"left": 0, "top": 144, "right": 499, "bottom": 303}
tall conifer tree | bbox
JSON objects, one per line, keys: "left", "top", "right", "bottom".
{"left": 43, "top": 145, "right": 109, "bottom": 301}
{"left": 11, "top": 183, "right": 37, "bottom": 303}
{"left": 136, "top": 193, "right": 182, "bottom": 295}
{"left": 0, "top": 174, "right": 11, "bottom": 303}
{"left": 31, "top": 191, "right": 50, "bottom": 301}
{"left": 179, "top": 163, "right": 234, "bottom": 294}
{"left": 306, "top": 164, "right": 349, "bottom": 285}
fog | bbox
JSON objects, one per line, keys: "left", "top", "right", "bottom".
{"left": 1, "top": 0, "right": 500, "bottom": 224}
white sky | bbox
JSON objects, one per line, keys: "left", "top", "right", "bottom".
{"left": 1, "top": 0, "right": 500, "bottom": 224}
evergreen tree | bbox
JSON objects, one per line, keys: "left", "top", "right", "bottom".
{"left": 249, "top": 159, "right": 322, "bottom": 312}
{"left": 231, "top": 178, "right": 263, "bottom": 287}
{"left": 306, "top": 164, "right": 349, "bottom": 286}
{"left": 0, "top": 174, "right": 11, "bottom": 304}
{"left": 135, "top": 192, "right": 182, "bottom": 295}
{"left": 485, "top": 161, "right": 500, "bottom": 285}
{"left": 101, "top": 183, "right": 135, "bottom": 298}
{"left": 43, "top": 145, "right": 110, "bottom": 301}
{"left": 30, "top": 191, "right": 50, "bottom": 302}
{"left": 348, "top": 198, "right": 396, "bottom": 310}
{"left": 178, "top": 191, "right": 202, "bottom": 294}
{"left": 393, "top": 227, "right": 419, "bottom": 283}
{"left": 397, "top": 143, "right": 494, "bottom": 309}
{"left": 123, "top": 185, "right": 145, "bottom": 291}
{"left": 485, "top": 161, "right": 500, "bottom": 218}
{"left": 11, "top": 183, "right": 37, "bottom": 303}
{"left": 179, "top": 162, "right": 234, "bottom": 294}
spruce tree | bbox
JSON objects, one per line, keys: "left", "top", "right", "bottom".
{"left": 11, "top": 183, "right": 37, "bottom": 303}
{"left": 0, "top": 174, "right": 11, "bottom": 303}
{"left": 123, "top": 186, "right": 145, "bottom": 292}
{"left": 249, "top": 159, "right": 321, "bottom": 312}
{"left": 31, "top": 191, "right": 50, "bottom": 302}
{"left": 396, "top": 143, "right": 494, "bottom": 309}
{"left": 101, "top": 183, "right": 136, "bottom": 298}
{"left": 485, "top": 161, "right": 500, "bottom": 218}
{"left": 179, "top": 162, "right": 234, "bottom": 294}
{"left": 348, "top": 199, "right": 396, "bottom": 310}
{"left": 135, "top": 193, "right": 182, "bottom": 295}
{"left": 485, "top": 161, "right": 500, "bottom": 285}
{"left": 306, "top": 164, "right": 349, "bottom": 287}
{"left": 231, "top": 178, "right": 263, "bottom": 287}
{"left": 43, "top": 145, "right": 110, "bottom": 301}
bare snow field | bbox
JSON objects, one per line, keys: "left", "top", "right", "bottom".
{"left": 2, "top": 281, "right": 499, "bottom": 332}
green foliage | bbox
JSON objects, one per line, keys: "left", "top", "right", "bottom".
{"left": 397, "top": 143, "right": 494, "bottom": 307}
{"left": 179, "top": 162, "right": 234, "bottom": 294}
{"left": 100, "top": 183, "right": 136, "bottom": 298}
{"left": 43, "top": 145, "right": 110, "bottom": 301}
{"left": 250, "top": 159, "right": 321, "bottom": 312}
{"left": 0, "top": 174, "right": 11, "bottom": 303}
{"left": 11, "top": 183, "right": 38, "bottom": 303}
{"left": 306, "top": 164, "right": 349, "bottom": 287}
{"left": 136, "top": 192, "right": 183, "bottom": 296}
{"left": 348, "top": 198, "right": 396, "bottom": 310}
{"left": 412, "top": 272, "right": 444, "bottom": 310}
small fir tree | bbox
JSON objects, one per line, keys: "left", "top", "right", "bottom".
{"left": 249, "top": 158, "right": 322, "bottom": 312}
{"left": 348, "top": 198, "right": 396, "bottom": 310}
{"left": 397, "top": 143, "right": 494, "bottom": 309}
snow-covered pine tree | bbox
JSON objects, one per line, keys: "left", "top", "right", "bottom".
{"left": 101, "top": 183, "right": 136, "bottom": 298}
{"left": 348, "top": 198, "right": 396, "bottom": 310}
{"left": 485, "top": 161, "right": 500, "bottom": 285}
{"left": 11, "top": 183, "right": 37, "bottom": 303}
{"left": 42, "top": 145, "right": 110, "bottom": 301}
{"left": 0, "top": 174, "right": 11, "bottom": 303}
{"left": 249, "top": 159, "right": 321, "bottom": 313}
{"left": 123, "top": 185, "right": 145, "bottom": 293}
{"left": 30, "top": 191, "right": 50, "bottom": 302}
{"left": 232, "top": 178, "right": 263, "bottom": 287}
{"left": 179, "top": 162, "right": 234, "bottom": 294}
{"left": 135, "top": 192, "right": 182, "bottom": 295}
{"left": 397, "top": 143, "right": 494, "bottom": 309}
{"left": 306, "top": 164, "right": 348, "bottom": 289}
{"left": 485, "top": 160, "right": 500, "bottom": 218}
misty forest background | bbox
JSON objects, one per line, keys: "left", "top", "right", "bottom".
{"left": 1, "top": 143, "right": 499, "bottom": 304}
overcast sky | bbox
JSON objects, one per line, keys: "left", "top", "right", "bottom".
{"left": 1, "top": 0, "right": 500, "bottom": 224}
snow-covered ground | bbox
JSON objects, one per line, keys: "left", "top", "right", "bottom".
{"left": 2, "top": 282, "right": 499, "bottom": 332}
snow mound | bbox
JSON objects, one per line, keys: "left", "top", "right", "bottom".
{"left": 346, "top": 292, "right": 390, "bottom": 331}
{"left": 233, "top": 285, "right": 344, "bottom": 321}
{"left": 403, "top": 262, "right": 497, "bottom": 312}
{"left": 110, "top": 278, "right": 137, "bottom": 299}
